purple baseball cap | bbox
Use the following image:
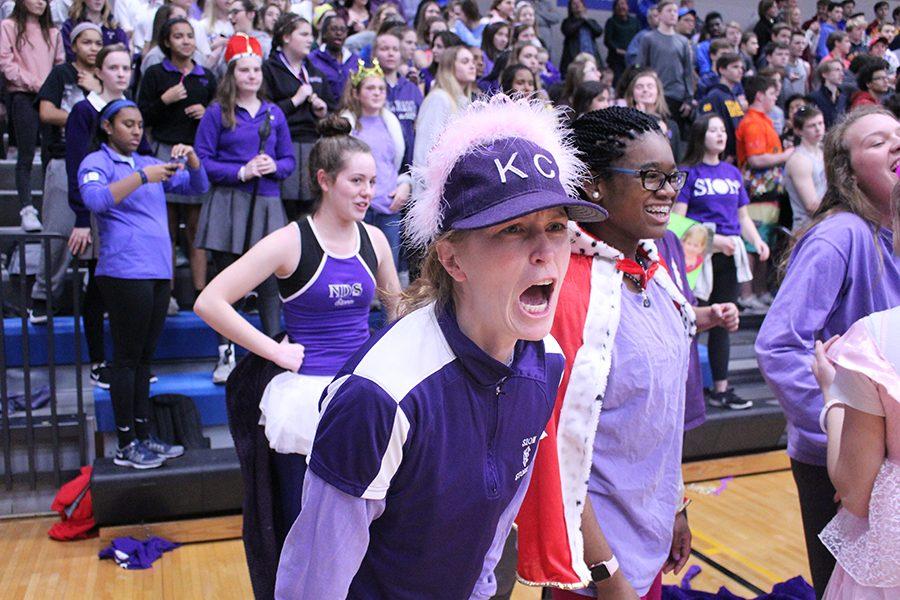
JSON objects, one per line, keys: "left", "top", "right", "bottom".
{"left": 439, "top": 137, "right": 607, "bottom": 233}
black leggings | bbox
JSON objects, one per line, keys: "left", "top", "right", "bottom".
{"left": 791, "top": 459, "right": 838, "bottom": 598}
{"left": 96, "top": 277, "right": 170, "bottom": 447}
{"left": 705, "top": 253, "right": 739, "bottom": 382}
{"left": 211, "top": 251, "right": 282, "bottom": 345}
{"left": 10, "top": 92, "right": 40, "bottom": 209}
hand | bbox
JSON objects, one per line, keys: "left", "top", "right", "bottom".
{"left": 755, "top": 240, "right": 770, "bottom": 261}
{"left": 292, "top": 83, "right": 314, "bottom": 105}
{"left": 184, "top": 103, "right": 206, "bottom": 119}
{"left": 388, "top": 182, "right": 411, "bottom": 212}
{"left": 67, "top": 227, "right": 92, "bottom": 255}
{"left": 663, "top": 511, "right": 691, "bottom": 575}
{"left": 143, "top": 163, "right": 179, "bottom": 183}
{"left": 406, "top": 68, "right": 420, "bottom": 84}
{"left": 310, "top": 93, "right": 328, "bottom": 117}
{"left": 76, "top": 70, "right": 101, "bottom": 93}
{"left": 272, "top": 336, "right": 305, "bottom": 372}
{"left": 713, "top": 234, "right": 736, "bottom": 256}
{"left": 255, "top": 153, "right": 277, "bottom": 176}
{"left": 679, "top": 101, "right": 693, "bottom": 117}
{"left": 210, "top": 35, "right": 228, "bottom": 51}
{"left": 812, "top": 336, "right": 840, "bottom": 393}
{"left": 710, "top": 302, "right": 739, "bottom": 332}
{"left": 161, "top": 82, "right": 188, "bottom": 105}
{"left": 170, "top": 144, "right": 199, "bottom": 169}
{"left": 242, "top": 157, "right": 264, "bottom": 180}
{"left": 783, "top": 137, "right": 795, "bottom": 149}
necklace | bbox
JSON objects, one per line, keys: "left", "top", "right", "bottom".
{"left": 616, "top": 254, "right": 656, "bottom": 308}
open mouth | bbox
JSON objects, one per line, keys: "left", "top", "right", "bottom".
{"left": 353, "top": 200, "right": 369, "bottom": 211}
{"left": 518, "top": 279, "right": 555, "bottom": 316}
{"left": 891, "top": 158, "right": 900, "bottom": 173}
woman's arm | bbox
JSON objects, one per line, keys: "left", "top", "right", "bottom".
{"left": 581, "top": 497, "right": 640, "bottom": 599}
{"left": 194, "top": 224, "right": 305, "bottom": 371}
{"left": 737, "top": 205, "right": 769, "bottom": 261}
{"left": 830, "top": 406, "right": 885, "bottom": 518}
{"left": 270, "top": 112, "right": 297, "bottom": 180}
{"left": 786, "top": 153, "right": 822, "bottom": 214}
{"left": 194, "top": 107, "right": 244, "bottom": 184}
{"left": 274, "top": 470, "right": 386, "bottom": 599}
{"left": 363, "top": 223, "right": 401, "bottom": 321}
{"left": 39, "top": 99, "right": 68, "bottom": 127}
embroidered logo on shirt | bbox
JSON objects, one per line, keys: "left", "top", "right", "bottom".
{"left": 328, "top": 282, "right": 363, "bottom": 307}
{"left": 515, "top": 435, "right": 538, "bottom": 481}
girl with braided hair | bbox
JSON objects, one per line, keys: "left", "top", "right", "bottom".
{"left": 517, "top": 107, "right": 733, "bottom": 599}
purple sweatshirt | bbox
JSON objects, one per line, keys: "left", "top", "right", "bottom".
{"left": 756, "top": 212, "right": 900, "bottom": 466}
{"left": 79, "top": 144, "right": 209, "bottom": 279}
{"left": 385, "top": 76, "right": 422, "bottom": 170}
{"left": 194, "top": 101, "right": 295, "bottom": 198}
{"left": 275, "top": 302, "right": 564, "bottom": 599}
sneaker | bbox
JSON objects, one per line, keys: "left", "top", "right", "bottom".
{"left": 19, "top": 206, "right": 42, "bottom": 232}
{"left": 141, "top": 435, "right": 184, "bottom": 459}
{"left": 91, "top": 362, "right": 110, "bottom": 389}
{"left": 708, "top": 388, "right": 753, "bottom": 410}
{"left": 28, "top": 299, "right": 48, "bottom": 325}
{"left": 212, "top": 344, "right": 235, "bottom": 384}
{"left": 737, "top": 295, "right": 768, "bottom": 312}
{"left": 113, "top": 439, "right": 165, "bottom": 469}
{"left": 167, "top": 296, "right": 180, "bottom": 316}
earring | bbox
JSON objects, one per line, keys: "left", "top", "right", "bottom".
{"left": 592, "top": 191, "right": 600, "bottom": 199}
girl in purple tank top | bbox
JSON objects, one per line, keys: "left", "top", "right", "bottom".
{"left": 194, "top": 114, "right": 401, "bottom": 586}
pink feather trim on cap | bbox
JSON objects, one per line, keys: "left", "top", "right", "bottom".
{"left": 403, "top": 94, "right": 587, "bottom": 248}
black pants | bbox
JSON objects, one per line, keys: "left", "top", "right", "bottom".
{"left": 211, "top": 251, "right": 282, "bottom": 345}
{"left": 84, "top": 262, "right": 107, "bottom": 365}
{"left": 270, "top": 451, "right": 308, "bottom": 551}
{"left": 705, "top": 253, "right": 739, "bottom": 382}
{"left": 10, "top": 92, "right": 39, "bottom": 209}
{"left": 97, "top": 277, "right": 169, "bottom": 447}
{"left": 791, "top": 459, "right": 838, "bottom": 598}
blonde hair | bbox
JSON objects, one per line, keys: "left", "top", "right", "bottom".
{"left": 397, "top": 231, "right": 467, "bottom": 318}
{"left": 682, "top": 224, "right": 709, "bottom": 246}
{"left": 624, "top": 69, "right": 670, "bottom": 119}
{"left": 433, "top": 46, "right": 476, "bottom": 110}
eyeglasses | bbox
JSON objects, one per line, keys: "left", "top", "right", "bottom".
{"left": 607, "top": 167, "right": 688, "bottom": 192}
{"left": 228, "top": 8, "right": 245, "bottom": 16}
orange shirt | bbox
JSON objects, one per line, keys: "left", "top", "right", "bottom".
{"left": 735, "top": 108, "right": 782, "bottom": 168}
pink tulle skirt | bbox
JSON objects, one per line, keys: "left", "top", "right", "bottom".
{"left": 820, "top": 459, "right": 900, "bottom": 598}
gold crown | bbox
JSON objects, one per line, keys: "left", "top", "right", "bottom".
{"left": 350, "top": 59, "right": 384, "bottom": 87}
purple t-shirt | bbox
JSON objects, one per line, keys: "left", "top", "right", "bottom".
{"left": 756, "top": 212, "right": 900, "bottom": 465}
{"left": 576, "top": 280, "right": 689, "bottom": 596}
{"left": 677, "top": 161, "right": 749, "bottom": 236}
{"left": 355, "top": 115, "right": 398, "bottom": 214}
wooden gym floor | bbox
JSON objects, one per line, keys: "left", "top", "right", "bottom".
{"left": 0, "top": 452, "right": 811, "bottom": 599}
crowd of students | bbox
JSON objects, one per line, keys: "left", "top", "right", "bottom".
{"left": 0, "top": 0, "right": 898, "bottom": 597}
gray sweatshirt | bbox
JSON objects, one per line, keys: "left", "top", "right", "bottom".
{"left": 638, "top": 30, "right": 694, "bottom": 103}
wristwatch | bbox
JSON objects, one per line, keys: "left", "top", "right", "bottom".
{"left": 138, "top": 169, "right": 148, "bottom": 185}
{"left": 589, "top": 555, "right": 619, "bottom": 583}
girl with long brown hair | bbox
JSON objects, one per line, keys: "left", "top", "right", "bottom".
{"left": 0, "top": 0, "right": 64, "bottom": 231}
{"left": 757, "top": 106, "right": 900, "bottom": 597}
{"left": 194, "top": 34, "right": 295, "bottom": 384}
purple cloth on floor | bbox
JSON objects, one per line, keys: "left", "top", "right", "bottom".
{"left": 98, "top": 536, "right": 179, "bottom": 569}
{"left": 662, "top": 575, "right": 815, "bottom": 599}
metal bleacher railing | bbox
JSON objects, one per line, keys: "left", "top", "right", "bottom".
{"left": 0, "top": 228, "right": 87, "bottom": 491}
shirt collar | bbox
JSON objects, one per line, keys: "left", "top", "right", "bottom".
{"left": 317, "top": 44, "right": 352, "bottom": 64}
{"left": 86, "top": 91, "right": 108, "bottom": 112}
{"left": 161, "top": 58, "right": 204, "bottom": 77}
{"left": 101, "top": 143, "right": 135, "bottom": 168}
{"left": 435, "top": 302, "right": 519, "bottom": 387}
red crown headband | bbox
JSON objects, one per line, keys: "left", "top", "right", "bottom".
{"left": 225, "top": 33, "right": 263, "bottom": 64}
